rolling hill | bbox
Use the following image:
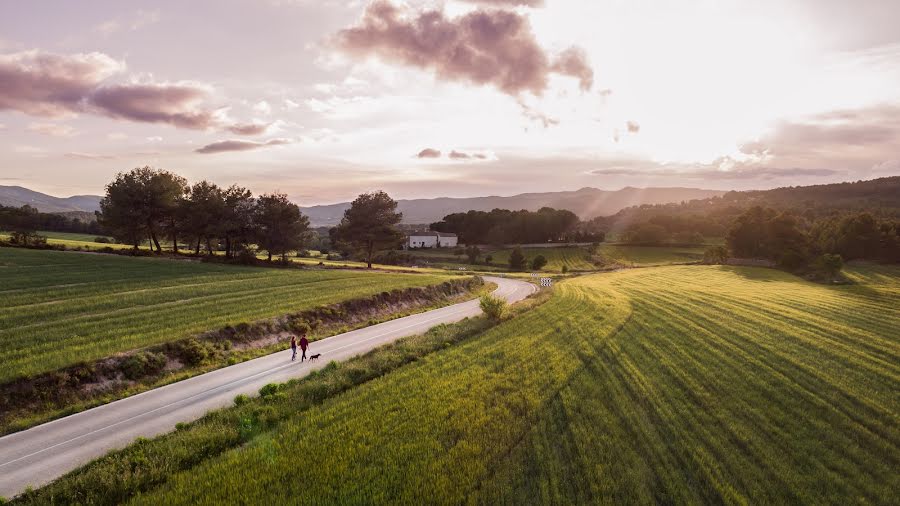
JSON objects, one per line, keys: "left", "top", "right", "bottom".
{"left": 300, "top": 186, "right": 725, "bottom": 226}
{"left": 0, "top": 186, "right": 101, "bottom": 213}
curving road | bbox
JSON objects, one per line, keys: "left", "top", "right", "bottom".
{"left": 0, "top": 276, "right": 535, "bottom": 498}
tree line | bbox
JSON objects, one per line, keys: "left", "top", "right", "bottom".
{"left": 722, "top": 206, "right": 899, "bottom": 270}
{"left": 430, "top": 207, "right": 603, "bottom": 245}
{"left": 95, "top": 167, "right": 403, "bottom": 266}
{"left": 0, "top": 205, "right": 105, "bottom": 238}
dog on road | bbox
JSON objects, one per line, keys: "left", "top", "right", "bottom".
{"left": 309, "top": 353, "right": 321, "bottom": 362}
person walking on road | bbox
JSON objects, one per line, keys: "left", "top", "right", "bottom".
{"left": 290, "top": 335, "right": 298, "bottom": 362}
{"left": 299, "top": 334, "right": 309, "bottom": 362}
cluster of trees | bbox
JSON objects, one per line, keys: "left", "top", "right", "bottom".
{"left": 0, "top": 205, "right": 48, "bottom": 246}
{"left": 620, "top": 220, "right": 707, "bottom": 246}
{"left": 97, "top": 168, "right": 406, "bottom": 266}
{"left": 431, "top": 207, "right": 602, "bottom": 244}
{"left": 98, "top": 167, "right": 309, "bottom": 261}
{"left": 0, "top": 205, "right": 105, "bottom": 237}
{"left": 586, "top": 176, "right": 900, "bottom": 240}
{"left": 725, "top": 206, "right": 899, "bottom": 270}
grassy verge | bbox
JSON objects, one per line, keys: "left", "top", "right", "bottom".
{"left": 10, "top": 291, "right": 547, "bottom": 505}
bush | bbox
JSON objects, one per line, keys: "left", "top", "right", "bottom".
{"left": 530, "top": 255, "right": 548, "bottom": 271}
{"left": 121, "top": 351, "right": 168, "bottom": 380}
{"left": 259, "top": 383, "right": 283, "bottom": 398}
{"left": 175, "top": 338, "right": 212, "bottom": 366}
{"left": 812, "top": 253, "right": 843, "bottom": 278}
{"left": 479, "top": 294, "right": 507, "bottom": 321}
{"left": 484, "top": 254, "right": 493, "bottom": 265}
{"left": 508, "top": 247, "right": 527, "bottom": 271}
{"left": 234, "top": 394, "right": 250, "bottom": 406}
{"left": 94, "top": 237, "right": 111, "bottom": 244}
{"left": 235, "top": 248, "right": 257, "bottom": 265}
{"left": 561, "top": 265, "right": 568, "bottom": 274}
{"left": 703, "top": 245, "right": 728, "bottom": 264}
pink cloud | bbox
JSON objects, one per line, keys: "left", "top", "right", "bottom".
{"left": 89, "top": 81, "right": 220, "bottom": 130}
{"left": 460, "top": 0, "right": 545, "bottom": 6}
{"left": 0, "top": 50, "right": 263, "bottom": 132}
{"left": 226, "top": 122, "right": 271, "bottom": 135}
{"left": 195, "top": 138, "right": 291, "bottom": 154}
{"left": 416, "top": 148, "right": 441, "bottom": 158}
{"left": 334, "top": 1, "right": 592, "bottom": 96}
{"left": 0, "top": 50, "right": 121, "bottom": 117}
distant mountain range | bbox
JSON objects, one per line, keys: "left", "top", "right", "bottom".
{"left": 1, "top": 184, "right": 725, "bottom": 226}
{"left": 0, "top": 186, "right": 102, "bottom": 213}
{"left": 300, "top": 187, "right": 725, "bottom": 226}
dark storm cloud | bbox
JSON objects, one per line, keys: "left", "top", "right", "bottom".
{"left": 334, "top": 1, "right": 592, "bottom": 96}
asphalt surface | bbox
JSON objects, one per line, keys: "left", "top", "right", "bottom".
{"left": 0, "top": 276, "right": 535, "bottom": 498}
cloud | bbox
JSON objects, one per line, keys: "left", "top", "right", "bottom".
{"left": 416, "top": 148, "right": 441, "bottom": 158}
{"left": 88, "top": 81, "right": 222, "bottom": 130}
{"left": 0, "top": 49, "right": 264, "bottom": 132}
{"left": 64, "top": 152, "right": 117, "bottom": 160}
{"left": 226, "top": 122, "right": 271, "bottom": 135}
{"left": 95, "top": 9, "right": 160, "bottom": 37}
{"left": 449, "top": 150, "right": 487, "bottom": 160}
{"left": 0, "top": 50, "right": 122, "bottom": 117}
{"left": 458, "top": 0, "right": 545, "bottom": 6}
{"left": 27, "top": 122, "right": 76, "bottom": 137}
{"left": 549, "top": 47, "right": 594, "bottom": 91}
{"left": 333, "top": 1, "right": 592, "bottom": 96}
{"left": 253, "top": 100, "right": 272, "bottom": 115}
{"left": 195, "top": 138, "right": 291, "bottom": 154}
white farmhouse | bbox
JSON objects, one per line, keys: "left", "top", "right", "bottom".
{"left": 406, "top": 231, "right": 458, "bottom": 249}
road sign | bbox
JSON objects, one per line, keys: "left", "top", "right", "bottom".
{"left": 540, "top": 277, "right": 553, "bottom": 287}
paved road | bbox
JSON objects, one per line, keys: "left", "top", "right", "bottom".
{"left": 0, "top": 276, "right": 535, "bottom": 498}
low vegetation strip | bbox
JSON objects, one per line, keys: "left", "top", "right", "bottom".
{"left": 56, "top": 264, "right": 897, "bottom": 505}
{"left": 0, "top": 248, "right": 453, "bottom": 383}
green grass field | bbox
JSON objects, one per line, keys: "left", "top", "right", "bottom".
{"left": 0, "top": 247, "right": 453, "bottom": 383}
{"left": 411, "top": 244, "right": 705, "bottom": 272}
{"left": 596, "top": 243, "right": 705, "bottom": 266}
{"left": 0, "top": 231, "right": 134, "bottom": 251}
{"left": 114, "top": 264, "right": 898, "bottom": 504}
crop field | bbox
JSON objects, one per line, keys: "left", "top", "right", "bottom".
{"left": 485, "top": 246, "right": 597, "bottom": 271}
{"left": 596, "top": 243, "right": 705, "bottom": 265}
{"left": 121, "top": 264, "right": 899, "bottom": 504}
{"left": 0, "top": 231, "right": 134, "bottom": 251}
{"left": 0, "top": 247, "right": 453, "bottom": 383}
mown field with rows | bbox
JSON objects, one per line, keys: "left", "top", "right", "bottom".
{"left": 120, "top": 264, "right": 898, "bottom": 504}
{"left": 0, "top": 248, "right": 453, "bottom": 383}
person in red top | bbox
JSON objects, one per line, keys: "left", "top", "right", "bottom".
{"left": 299, "top": 334, "right": 309, "bottom": 362}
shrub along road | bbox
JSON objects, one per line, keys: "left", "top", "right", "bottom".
{"left": 0, "top": 276, "right": 535, "bottom": 498}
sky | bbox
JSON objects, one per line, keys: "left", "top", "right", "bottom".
{"left": 1, "top": 0, "right": 899, "bottom": 205}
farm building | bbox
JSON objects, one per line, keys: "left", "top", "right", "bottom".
{"left": 406, "top": 231, "right": 458, "bottom": 249}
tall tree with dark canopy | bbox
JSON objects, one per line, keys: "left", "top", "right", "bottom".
{"left": 182, "top": 181, "right": 225, "bottom": 255}
{"left": 98, "top": 167, "right": 186, "bottom": 252}
{"left": 221, "top": 185, "right": 255, "bottom": 258}
{"left": 254, "top": 193, "right": 310, "bottom": 262}
{"left": 331, "top": 191, "right": 403, "bottom": 268}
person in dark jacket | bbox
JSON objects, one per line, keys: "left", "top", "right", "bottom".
{"left": 290, "top": 335, "right": 298, "bottom": 361}
{"left": 299, "top": 334, "right": 309, "bottom": 362}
